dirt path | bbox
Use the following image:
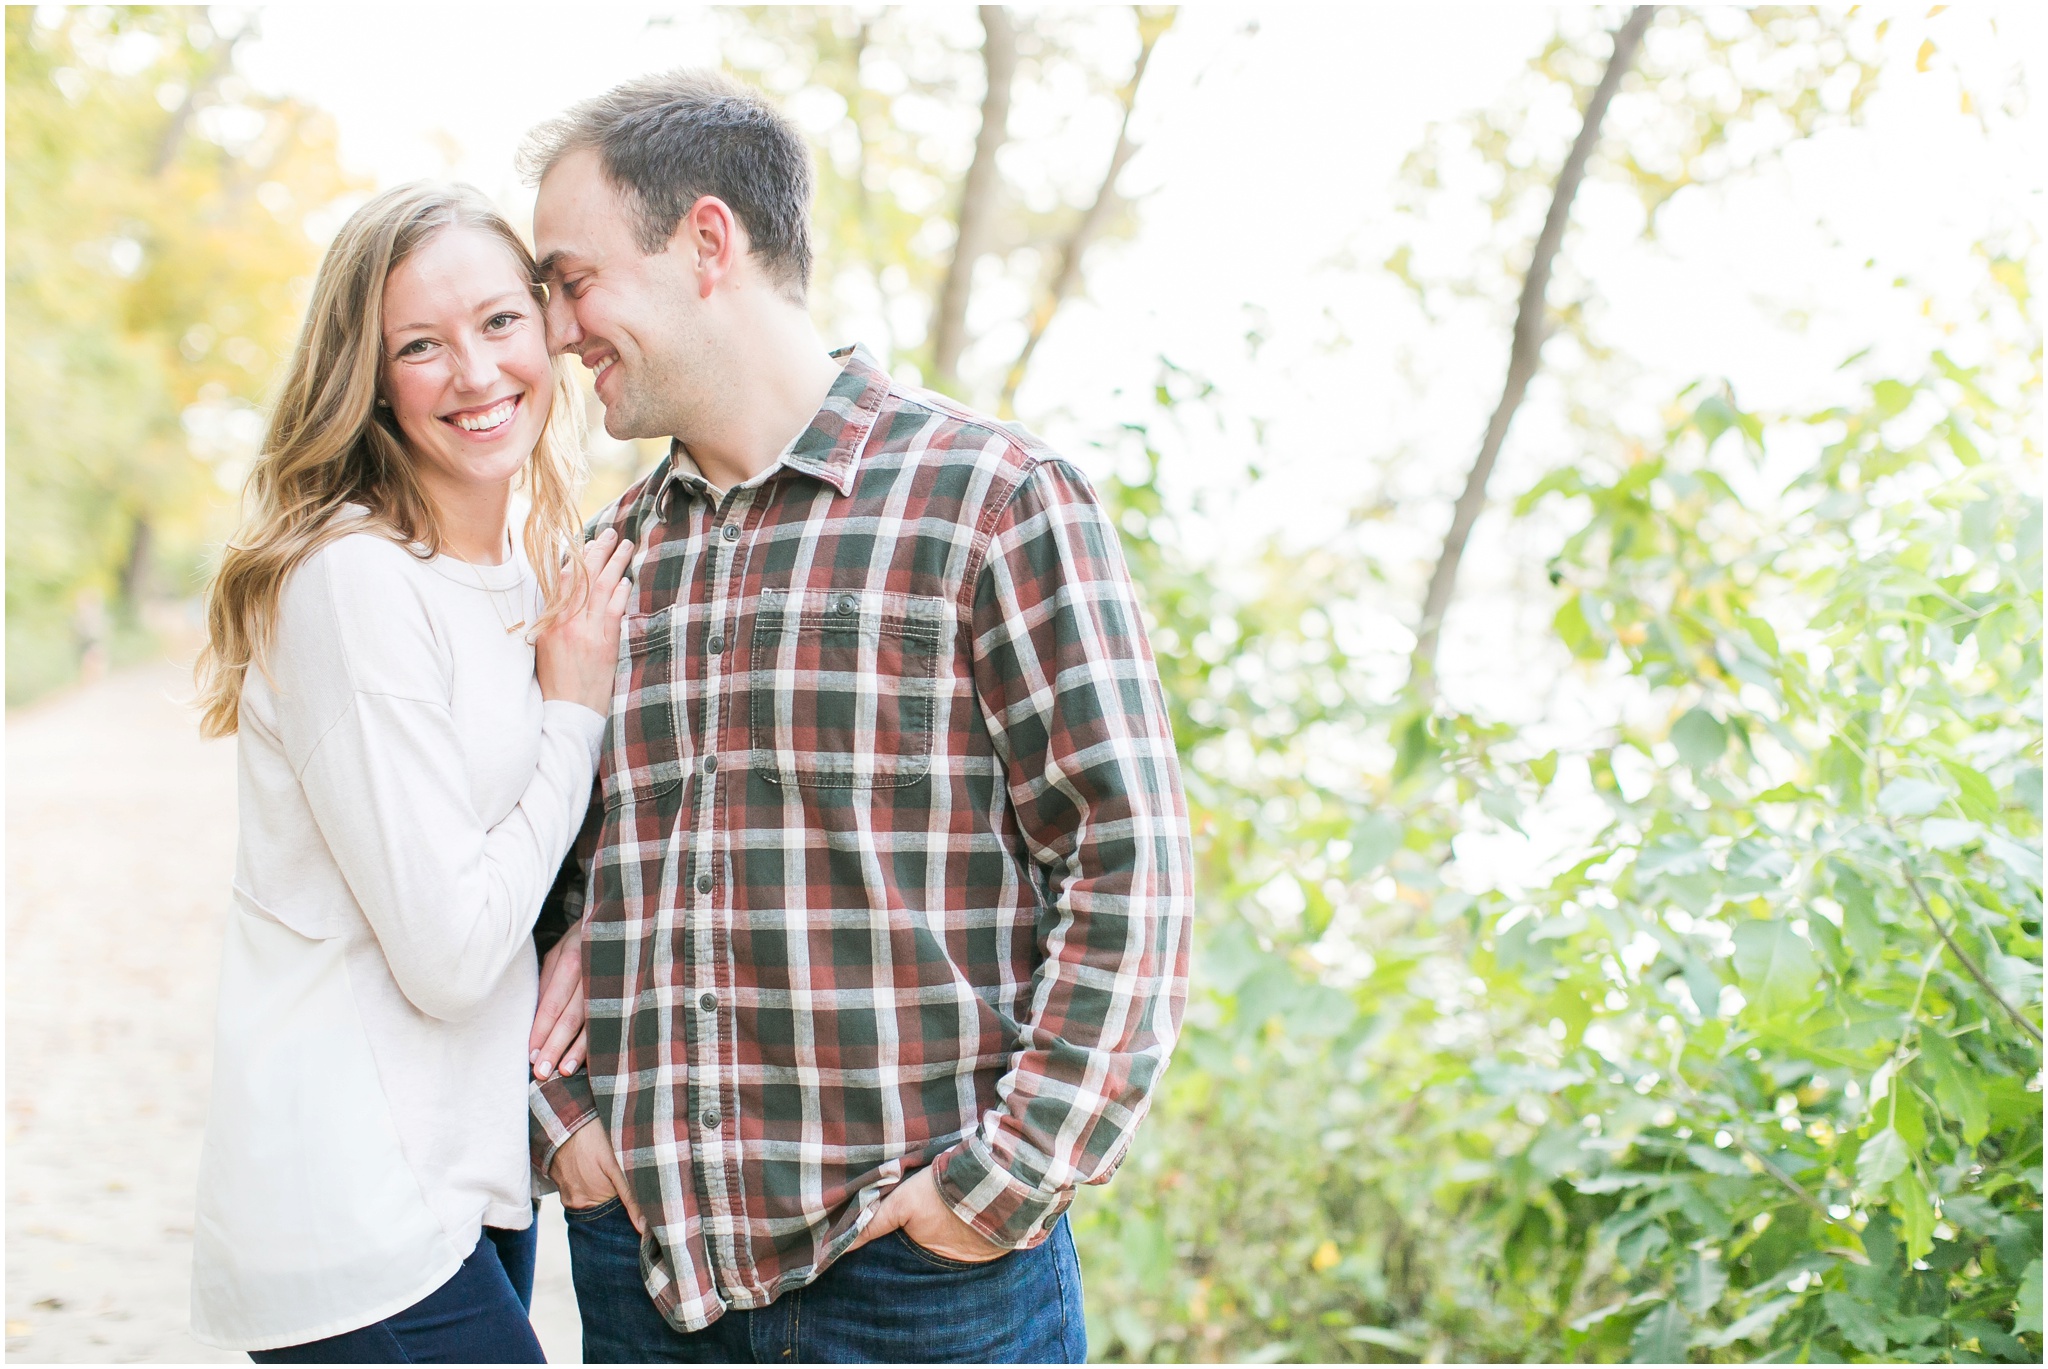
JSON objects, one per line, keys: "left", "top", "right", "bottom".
{"left": 6, "top": 660, "right": 583, "bottom": 1363}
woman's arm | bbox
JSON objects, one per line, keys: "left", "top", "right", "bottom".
{"left": 276, "top": 533, "right": 628, "bottom": 1020}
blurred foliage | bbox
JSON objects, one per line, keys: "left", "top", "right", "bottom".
{"left": 5, "top": 6, "right": 361, "bottom": 703}
{"left": 713, "top": 5, "right": 1159, "bottom": 401}
{"left": 4, "top": 8, "right": 2038, "bottom": 1365}
{"left": 1071, "top": 9, "right": 2042, "bottom": 1362}
{"left": 1078, "top": 335, "right": 2041, "bottom": 1362}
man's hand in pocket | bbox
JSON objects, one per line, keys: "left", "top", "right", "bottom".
{"left": 551, "top": 1121, "right": 647, "bottom": 1234}
{"left": 847, "top": 1167, "right": 1006, "bottom": 1263}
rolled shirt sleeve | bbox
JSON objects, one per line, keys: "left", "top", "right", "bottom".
{"left": 933, "top": 457, "right": 1195, "bottom": 1249}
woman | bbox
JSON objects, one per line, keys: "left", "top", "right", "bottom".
{"left": 188, "top": 182, "right": 629, "bottom": 1362}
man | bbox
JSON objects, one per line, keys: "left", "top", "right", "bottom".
{"left": 521, "top": 69, "right": 1192, "bottom": 1363}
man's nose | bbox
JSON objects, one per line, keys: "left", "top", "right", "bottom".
{"left": 544, "top": 291, "right": 582, "bottom": 354}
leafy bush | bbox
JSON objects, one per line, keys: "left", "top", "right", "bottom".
{"left": 1076, "top": 346, "right": 2042, "bottom": 1362}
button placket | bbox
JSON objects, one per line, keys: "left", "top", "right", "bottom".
{"left": 689, "top": 489, "right": 749, "bottom": 1281}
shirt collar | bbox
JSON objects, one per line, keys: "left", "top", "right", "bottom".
{"left": 656, "top": 343, "right": 888, "bottom": 512}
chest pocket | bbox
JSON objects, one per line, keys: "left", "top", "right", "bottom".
{"left": 749, "top": 587, "right": 947, "bottom": 789}
{"left": 602, "top": 604, "right": 684, "bottom": 810}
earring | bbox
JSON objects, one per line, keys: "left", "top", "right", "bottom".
{"left": 375, "top": 398, "right": 390, "bottom": 408}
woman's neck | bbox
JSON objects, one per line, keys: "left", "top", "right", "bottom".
{"left": 423, "top": 477, "right": 513, "bottom": 566}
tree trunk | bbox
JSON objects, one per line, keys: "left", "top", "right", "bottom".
{"left": 1407, "top": 5, "right": 1655, "bottom": 695}
{"left": 929, "top": 6, "right": 1017, "bottom": 395}
{"left": 150, "top": 18, "right": 250, "bottom": 176}
{"left": 998, "top": 7, "right": 1175, "bottom": 416}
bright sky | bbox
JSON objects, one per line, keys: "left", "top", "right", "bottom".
{"left": 235, "top": 2, "right": 2041, "bottom": 724}
{"left": 231, "top": 4, "right": 2038, "bottom": 896}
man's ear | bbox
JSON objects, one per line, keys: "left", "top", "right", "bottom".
{"left": 674, "top": 196, "right": 745, "bottom": 300}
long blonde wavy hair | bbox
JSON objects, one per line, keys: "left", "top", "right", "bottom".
{"left": 196, "top": 182, "right": 587, "bottom": 738}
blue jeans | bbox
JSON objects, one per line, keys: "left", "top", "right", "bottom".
{"left": 565, "top": 1198, "right": 1086, "bottom": 1363}
{"left": 249, "top": 1222, "right": 543, "bottom": 1364}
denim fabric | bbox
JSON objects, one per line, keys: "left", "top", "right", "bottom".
{"left": 565, "top": 1198, "right": 1085, "bottom": 1363}
{"left": 249, "top": 1223, "right": 543, "bottom": 1364}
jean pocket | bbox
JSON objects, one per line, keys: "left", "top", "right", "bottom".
{"left": 601, "top": 605, "right": 684, "bottom": 811}
{"left": 562, "top": 1196, "right": 623, "bottom": 1223}
{"left": 749, "top": 588, "right": 947, "bottom": 789}
{"left": 891, "top": 1228, "right": 1008, "bottom": 1272}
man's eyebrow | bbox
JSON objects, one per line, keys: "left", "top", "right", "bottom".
{"left": 536, "top": 250, "right": 573, "bottom": 277}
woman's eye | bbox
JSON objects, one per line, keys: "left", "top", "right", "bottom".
{"left": 396, "top": 338, "right": 434, "bottom": 358}
{"left": 485, "top": 311, "right": 521, "bottom": 331}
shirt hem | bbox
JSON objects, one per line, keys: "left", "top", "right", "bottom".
{"left": 189, "top": 1245, "right": 467, "bottom": 1353}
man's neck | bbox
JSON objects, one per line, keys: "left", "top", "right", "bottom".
{"left": 678, "top": 308, "right": 845, "bottom": 492}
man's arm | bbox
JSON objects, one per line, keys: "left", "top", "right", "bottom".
{"left": 529, "top": 795, "right": 604, "bottom": 1178}
{"left": 932, "top": 455, "right": 1194, "bottom": 1250}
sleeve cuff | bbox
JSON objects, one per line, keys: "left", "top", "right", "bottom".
{"left": 529, "top": 1070, "right": 599, "bottom": 1187}
{"left": 541, "top": 698, "right": 608, "bottom": 765}
{"left": 930, "top": 1131, "right": 1075, "bottom": 1251}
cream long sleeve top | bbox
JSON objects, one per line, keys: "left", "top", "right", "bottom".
{"left": 190, "top": 515, "right": 605, "bottom": 1352}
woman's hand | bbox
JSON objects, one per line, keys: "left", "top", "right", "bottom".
{"left": 531, "top": 931, "right": 588, "bottom": 1081}
{"left": 535, "top": 528, "right": 633, "bottom": 715}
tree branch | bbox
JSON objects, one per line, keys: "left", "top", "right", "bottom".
{"left": 1899, "top": 861, "right": 2042, "bottom": 1044}
{"left": 1407, "top": 5, "right": 1655, "bottom": 694}
{"left": 998, "top": 6, "right": 1174, "bottom": 416}
{"left": 150, "top": 15, "right": 252, "bottom": 177}
{"left": 929, "top": 6, "right": 1017, "bottom": 395}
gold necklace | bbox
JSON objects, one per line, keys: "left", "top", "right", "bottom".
{"left": 460, "top": 532, "right": 530, "bottom": 636}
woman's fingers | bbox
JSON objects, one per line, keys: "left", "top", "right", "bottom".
{"left": 559, "top": 1025, "right": 589, "bottom": 1077}
{"left": 530, "top": 935, "right": 581, "bottom": 1056}
{"left": 591, "top": 536, "right": 634, "bottom": 603}
{"left": 535, "top": 995, "right": 586, "bottom": 1080}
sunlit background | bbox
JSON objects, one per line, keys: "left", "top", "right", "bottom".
{"left": 7, "top": 5, "right": 2043, "bottom": 1364}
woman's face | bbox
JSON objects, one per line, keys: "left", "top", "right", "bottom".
{"left": 378, "top": 227, "right": 551, "bottom": 508}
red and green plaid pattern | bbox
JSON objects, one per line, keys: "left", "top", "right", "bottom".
{"left": 531, "top": 346, "right": 1192, "bottom": 1332}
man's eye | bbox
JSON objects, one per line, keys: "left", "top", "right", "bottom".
{"left": 563, "top": 277, "right": 588, "bottom": 300}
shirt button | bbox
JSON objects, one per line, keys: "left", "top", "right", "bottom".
{"left": 703, "top": 754, "right": 718, "bottom": 774}
{"left": 837, "top": 594, "right": 857, "bottom": 616}
{"left": 696, "top": 873, "right": 713, "bottom": 894}
{"left": 699, "top": 992, "right": 717, "bottom": 1013}
{"left": 707, "top": 634, "right": 724, "bottom": 654}
{"left": 721, "top": 524, "right": 739, "bottom": 543}
{"left": 701, "top": 1109, "right": 722, "bottom": 1129}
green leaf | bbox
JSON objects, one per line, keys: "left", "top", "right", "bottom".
{"left": 1917, "top": 1031, "right": 1988, "bottom": 1145}
{"left": 1941, "top": 760, "right": 1999, "bottom": 822}
{"left": 1348, "top": 814, "right": 1403, "bottom": 876}
{"left": 1823, "top": 1291, "right": 1891, "bottom": 1354}
{"left": 1731, "top": 919, "right": 1818, "bottom": 1019}
{"left": 1479, "top": 787, "right": 1526, "bottom": 835}
{"left": 1889, "top": 1165, "right": 1936, "bottom": 1263}
{"left": 1856, "top": 1126, "right": 1908, "bottom": 1188}
{"left": 2018, "top": 1259, "right": 2042, "bottom": 1336}
{"left": 1670, "top": 707, "right": 1726, "bottom": 772}
{"left": 1877, "top": 778, "right": 1946, "bottom": 817}
{"left": 1678, "top": 1250, "right": 1728, "bottom": 1314}
{"left": 1833, "top": 867, "right": 1883, "bottom": 963}
{"left": 1629, "top": 1301, "right": 1689, "bottom": 1363}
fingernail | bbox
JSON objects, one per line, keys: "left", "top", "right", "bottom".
{"left": 530, "top": 1049, "right": 540, "bottom": 1062}
{"left": 563, "top": 1059, "right": 578, "bottom": 1075}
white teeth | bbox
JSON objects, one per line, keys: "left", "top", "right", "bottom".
{"left": 592, "top": 356, "right": 615, "bottom": 381}
{"left": 451, "top": 399, "right": 515, "bottom": 432}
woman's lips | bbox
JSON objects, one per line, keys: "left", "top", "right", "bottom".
{"left": 440, "top": 394, "right": 520, "bottom": 436}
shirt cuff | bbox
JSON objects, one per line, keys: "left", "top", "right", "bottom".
{"left": 929, "top": 1131, "right": 1075, "bottom": 1251}
{"left": 541, "top": 698, "right": 608, "bottom": 765}
{"left": 529, "top": 1070, "right": 600, "bottom": 1186}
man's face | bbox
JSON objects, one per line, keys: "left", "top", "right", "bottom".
{"left": 533, "top": 149, "right": 704, "bottom": 441}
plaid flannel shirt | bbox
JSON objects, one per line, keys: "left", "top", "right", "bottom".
{"left": 530, "top": 345, "right": 1192, "bottom": 1331}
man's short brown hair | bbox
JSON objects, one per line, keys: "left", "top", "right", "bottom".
{"left": 519, "top": 69, "right": 814, "bottom": 302}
